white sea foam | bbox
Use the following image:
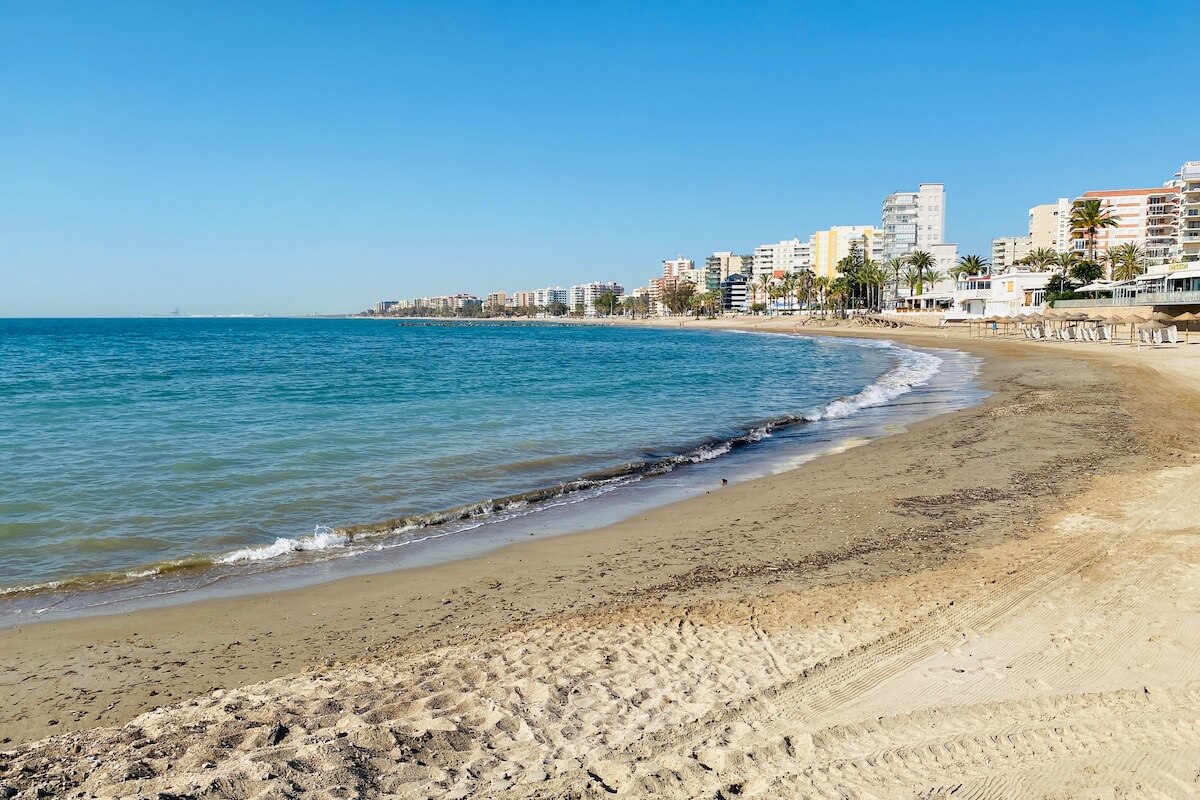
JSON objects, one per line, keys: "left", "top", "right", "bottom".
{"left": 809, "top": 342, "right": 942, "bottom": 421}
{"left": 217, "top": 524, "right": 349, "bottom": 564}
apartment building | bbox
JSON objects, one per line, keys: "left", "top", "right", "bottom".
{"left": 720, "top": 274, "right": 751, "bottom": 311}
{"left": 1028, "top": 198, "right": 1072, "bottom": 252}
{"left": 569, "top": 282, "right": 625, "bottom": 316}
{"left": 881, "top": 183, "right": 946, "bottom": 262}
{"left": 661, "top": 256, "right": 694, "bottom": 278}
{"left": 991, "top": 236, "right": 1032, "bottom": 273}
{"left": 511, "top": 290, "right": 538, "bottom": 308}
{"left": 534, "top": 287, "right": 568, "bottom": 308}
{"left": 1071, "top": 187, "right": 1177, "bottom": 266}
{"left": 1179, "top": 161, "right": 1200, "bottom": 263}
{"left": 706, "top": 251, "right": 754, "bottom": 282}
{"left": 809, "top": 226, "right": 885, "bottom": 279}
{"left": 484, "top": 292, "right": 508, "bottom": 313}
{"left": 752, "top": 239, "right": 810, "bottom": 278}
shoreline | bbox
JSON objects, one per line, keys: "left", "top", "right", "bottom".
{"left": 4, "top": 319, "right": 1200, "bottom": 797}
{"left": 0, "top": 330, "right": 972, "bottom": 628}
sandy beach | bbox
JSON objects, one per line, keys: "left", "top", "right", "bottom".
{"left": 4, "top": 319, "right": 1200, "bottom": 798}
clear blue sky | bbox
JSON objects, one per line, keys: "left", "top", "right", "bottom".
{"left": 2, "top": 1, "right": 1195, "bottom": 316}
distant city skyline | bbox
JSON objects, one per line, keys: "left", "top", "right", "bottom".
{"left": 2, "top": 1, "right": 1197, "bottom": 317}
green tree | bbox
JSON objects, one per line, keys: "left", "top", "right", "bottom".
{"left": 1054, "top": 250, "right": 1080, "bottom": 285}
{"left": 592, "top": 291, "right": 619, "bottom": 317}
{"left": 1069, "top": 260, "right": 1103, "bottom": 285}
{"left": 779, "top": 274, "right": 797, "bottom": 313}
{"left": 1110, "top": 242, "right": 1147, "bottom": 281}
{"left": 792, "top": 268, "right": 815, "bottom": 315}
{"left": 694, "top": 290, "right": 722, "bottom": 317}
{"left": 1024, "top": 247, "right": 1059, "bottom": 272}
{"left": 828, "top": 276, "right": 851, "bottom": 317}
{"left": 887, "top": 257, "right": 906, "bottom": 308}
{"left": 661, "top": 280, "right": 698, "bottom": 315}
{"left": 547, "top": 300, "right": 569, "bottom": 317}
{"left": 1070, "top": 199, "right": 1120, "bottom": 263}
{"left": 755, "top": 275, "right": 774, "bottom": 314}
{"left": 860, "top": 261, "right": 888, "bottom": 310}
{"left": 813, "top": 275, "right": 831, "bottom": 316}
{"left": 954, "top": 254, "right": 990, "bottom": 278}
{"left": 903, "top": 266, "right": 923, "bottom": 299}
{"left": 906, "top": 250, "right": 936, "bottom": 295}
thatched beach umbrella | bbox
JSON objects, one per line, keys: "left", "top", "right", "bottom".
{"left": 1117, "top": 314, "right": 1147, "bottom": 345}
{"left": 1172, "top": 311, "right": 1198, "bottom": 343}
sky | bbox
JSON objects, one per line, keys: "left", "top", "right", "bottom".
{"left": 1, "top": 1, "right": 1196, "bottom": 317}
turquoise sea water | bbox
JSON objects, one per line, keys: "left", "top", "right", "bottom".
{"left": 0, "top": 318, "right": 972, "bottom": 615}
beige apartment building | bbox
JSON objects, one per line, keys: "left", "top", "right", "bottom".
{"left": 1028, "top": 198, "right": 1071, "bottom": 252}
{"left": 809, "top": 226, "right": 884, "bottom": 279}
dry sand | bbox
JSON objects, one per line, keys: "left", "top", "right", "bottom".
{"left": 3, "top": 320, "right": 1200, "bottom": 798}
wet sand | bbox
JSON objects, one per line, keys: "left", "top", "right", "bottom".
{"left": 3, "top": 320, "right": 1200, "bottom": 798}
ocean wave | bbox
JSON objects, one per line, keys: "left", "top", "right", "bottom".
{"left": 217, "top": 525, "right": 349, "bottom": 564}
{"left": 809, "top": 344, "right": 942, "bottom": 420}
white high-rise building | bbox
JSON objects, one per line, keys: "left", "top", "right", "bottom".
{"left": 752, "top": 238, "right": 811, "bottom": 278}
{"left": 881, "top": 183, "right": 946, "bottom": 262}
{"left": 534, "top": 287, "right": 569, "bottom": 308}
{"left": 1180, "top": 161, "right": 1200, "bottom": 263}
{"left": 570, "top": 282, "right": 625, "bottom": 316}
{"left": 1028, "top": 198, "right": 1072, "bottom": 253}
{"left": 661, "top": 256, "right": 694, "bottom": 278}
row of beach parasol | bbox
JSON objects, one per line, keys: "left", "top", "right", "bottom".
{"left": 967, "top": 309, "right": 1197, "bottom": 345}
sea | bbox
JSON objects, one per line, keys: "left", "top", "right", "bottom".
{"left": 0, "top": 318, "right": 986, "bottom": 624}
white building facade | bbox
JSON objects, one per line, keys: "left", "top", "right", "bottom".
{"left": 881, "top": 183, "right": 946, "bottom": 262}
{"left": 534, "top": 287, "right": 569, "bottom": 308}
{"left": 991, "top": 236, "right": 1032, "bottom": 273}
{"left": 570, "top": 282, "right": 625, "bottom": 316}
{"left": 752, "top": 239, "right": 811, "bottom": 278}
{"left": 1176, "top": 161, "right": 1200, "bottom": 263}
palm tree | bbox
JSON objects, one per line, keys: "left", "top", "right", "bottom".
{"left": 1025, "top": 247, "right": 1058, "bottom": 272}
{"left": 955, "top": 254, "right": 990, "bottom": 278}
{"left": 793, "top": 268, "right": 815, "bottom": 316}
{"left": 828, "top": 277, "right": 851, "bottom": 317}
{"left": 755, "top": 275, "right": 773, "bottom": 314}
{"left": 1110, "top": 242, "right": 1146, "bottom": 281}
{"left": 902, "top": 266, "right": 923, "bottom": 306}
{"left": 814, "top": 275, "right": 831, "bottom": 317}
{"left": 779, "top": 274, "right": 797, "bottom": 313}
{"left": 1054, "top": 250, "right": 1079, "bottom": 277}
{"left": 1070, "top": 199, "right": 1120, "bottom": 263}
{"left": 906, "top": 250, "right": 937, "bottom": 296}
{"left": 860, "top": 262, "right": 888, "bottom": 310}
{"left": 887, "top": 257, "right": 906, "bottom": 308}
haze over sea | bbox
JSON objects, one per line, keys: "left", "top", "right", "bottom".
{"left": 0, "top": 318, "right": 975, "bottom": 611}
